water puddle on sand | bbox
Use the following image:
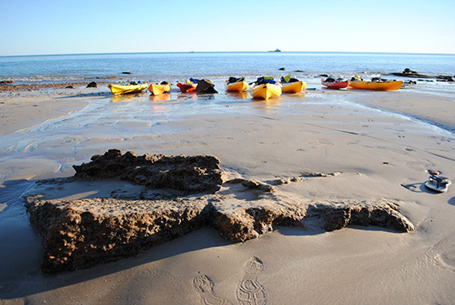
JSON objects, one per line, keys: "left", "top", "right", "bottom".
{"left": 0, "top": 179, "right": 42, "bottom": 287}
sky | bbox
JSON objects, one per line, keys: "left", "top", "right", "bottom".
{"left": 1, "top": 0, "right": 454, "bottom": 56}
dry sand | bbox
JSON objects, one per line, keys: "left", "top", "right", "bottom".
{"left": 1, "top": 82, "right": 455, "bottom": 305}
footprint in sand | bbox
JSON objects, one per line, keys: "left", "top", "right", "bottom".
{"left": 434, "top": 253, "right": 455, "bottom": 273}
{"left": 236, "top": 257, "right": 268, "bottom": 305}
{"left": 193, "top": 274, "right": 230, "bottom": 305}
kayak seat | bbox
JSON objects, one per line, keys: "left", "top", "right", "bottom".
{"left": 227, "top": 77, "right": 245, "bottom": 84}
{"left": 257, "top": 76, "right": 276, "bottom": 84}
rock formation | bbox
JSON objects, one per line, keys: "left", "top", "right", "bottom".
{"left": 73, "top": 149, "right": 224, "bottom": 194}
{"left": 307, "top": 202, "right": 414, "bottom": 232}
{"left": 391, "top": 68, "right": 454, "bottom": 81}
{"left": 26, "top": 195, "right": 414, "bottom": 273}
{"left": 25, "top": 150, "right": 415, "bottom": 273}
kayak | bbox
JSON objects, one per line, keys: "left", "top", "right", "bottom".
{"left": 251, "top": 83, "right": 282, "bottom": 100}
{"left": 148, "top": 82, "right": 171, "bottom": 95}
{"left": 108, "top": 83, "right": 148, "bottom": 95}
{"left": 280, "top": 75, "right": 306, "bottom": 93}
{"left": 349, "top": 80, "right": 403, "bottom": 91}
{"left": 321, "top": 79, "right": 349, "bottom": 89}
{"left": 227, "top": 80, "right": 248, "bottom": 92}
{"left": 226, "top": 77, "right": 248, "bottom": 92}
{"left": 281, "top": 80, "right": 307, "bottom": 93}
{"left": 177, "top": 82, "right": 197, "bottom": 93}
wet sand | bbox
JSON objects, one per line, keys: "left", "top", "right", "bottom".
{"left": 1, "top": 81, "right": 455, "bottom": 304}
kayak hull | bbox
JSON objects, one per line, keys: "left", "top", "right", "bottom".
{"left": 108, "top": 83, "right": 148, "bottom": 95}
{"left": 251, "top": 83, "right": 282, "bottom": 100}
{"left": 227, "top": 81, "right": 248, "bottom": 92}
{"left": 148, "top": 83, "right": 171, "bottom": 95}
{"left": 281, "top": 80, "right": 307, "bottom": 93}
{"left": 349, "top": 80, "right": 403, "bottom": 91}
{"left": 321, "top": 80, "right": 349, "bottom": 89}
{"left": 177, "top": 83, "right": 197, "bottom": 93}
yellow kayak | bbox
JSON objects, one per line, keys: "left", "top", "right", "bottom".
{"left": 251, "top": 83, "right": 282, "bottom": 100}
{"left": 281, "top": 80, "right": 307, "bottom": 93}
{"left": 226, "top": 77, "right": 248, "bottom": 92}
{"left": 227, "top": 80, "right": 248, "bottom": 92}
{"left": 108, "top": 83, "right": 148, "bottom": 95}
{"left": 148, "top": 82, "right": 171, "bottom": 95}
{"left": 349, "top": 80, "right": 403, "bottom": 91}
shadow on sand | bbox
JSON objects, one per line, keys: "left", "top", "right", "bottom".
{"left": 0, "top": 176, "right": 412, "bottom": 299}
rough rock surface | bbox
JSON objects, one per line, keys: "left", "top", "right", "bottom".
{"left": 26, "top": 197, "right": 210, "bottom": 273}
{"left": 73, "top": 149, "right": 224, "bottom": 194}
{"left": 25, "top": 150, "right": 415, "bottom": 273}
{"left": 307, "top": 202, "right": 414, "bottom": 232}
{"left": 26, "top": 195, "right": 414, "bottom": 273}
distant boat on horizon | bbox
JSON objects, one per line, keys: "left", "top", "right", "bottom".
{"left": 268, "top": 48, "right": 281, "bottom": 53}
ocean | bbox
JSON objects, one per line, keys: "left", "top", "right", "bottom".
{"left": 0, "top": 52, "right": 454, "bottom": 84}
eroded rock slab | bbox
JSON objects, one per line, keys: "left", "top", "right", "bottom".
{"left": 26, "top": 196, "right": 211, "bottom": 273}
{"left": 26, "top": 195, "right": 413, "bottom": 273}
{"left": 308, "top": 201, "right": 414, "bottom": 232}
{"left": 73, "top": 149, "right": 223, "bottom": 194}
{"left": 25, "top": 150, "right": 415, "bottom": 273}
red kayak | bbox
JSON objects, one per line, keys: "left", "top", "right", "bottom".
{"left": 321, "top": 79, "right": 349, "bottom": 89}
{"left": 177, "top": 82, "right": 197, "bottom": 93}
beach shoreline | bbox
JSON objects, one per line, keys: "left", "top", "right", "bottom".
{"left": 1, "top": 81, "right": 455, "bottom": 304}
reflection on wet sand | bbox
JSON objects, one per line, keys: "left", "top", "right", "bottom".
{"left": 110, "top": 93, "right": 146, "bottom": 103}
{"left": 149, "top": 93, "right": 171, "bottom": 102}
{"left": 177, "top": 93, "right": 198, "bottom": 101}
{"left": 226, "top": 91, "right": 249, "bottom": 100}
{"left": 285, "top": 92, "right": 306, "bottom": 98}
{"left": 253, "top": 97, "right": 281, "bottom": 109}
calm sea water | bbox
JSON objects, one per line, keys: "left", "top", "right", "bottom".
{"left": 0, "top": 52, "right": 454, "bottom": 84}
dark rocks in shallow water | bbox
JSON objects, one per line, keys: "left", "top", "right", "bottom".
{"left": 403, "top": 68, "right": 417, "bottom": 74}
{"left": 122, "top": 71, "right": 133, "bottom": 74}
{"left": 279, "top": 67, "right": 286, "bottom": 71}
{"left": 391, "top": 68, "right": 430, "bottom": 78}
{"left": 436, "top": 75, "right": 454, "bottom": 82}
{"left": 0, "top": 80, "right": 14, "bottom": 84}
{"left": 73, "top": 149, "right": 224, "bottom": 194}
{"left": 319, "top": 74, "right": 329, "bottom": 77}
{"left": 86, "top": 82, "right": 97, "bottom": 88}
{"left": 65, "top": 85, "right": 74, "bottom": 89}
{"left": 391, "top": 68, "right": 453, "bottom": 81}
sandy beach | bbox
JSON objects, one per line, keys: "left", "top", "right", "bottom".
{"left": 1, "top": 80, "right": 455, "bottom": 305}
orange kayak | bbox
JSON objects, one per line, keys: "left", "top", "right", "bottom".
{"left": 177, "top": 82, "right": 197, "bottom": 93}
{"left": 148, "top": 82, "right": 171, "bottom": 95}
{"left": 349, "top": 80, "right": 403, "bottom": 91}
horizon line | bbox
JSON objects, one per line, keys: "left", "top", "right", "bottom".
{"left": 1, "top": 50, "right": 455, "bottom": 58}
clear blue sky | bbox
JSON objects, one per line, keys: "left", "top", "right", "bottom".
{"left": 1, "top": 0, "right": 454, "bottom": 55}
